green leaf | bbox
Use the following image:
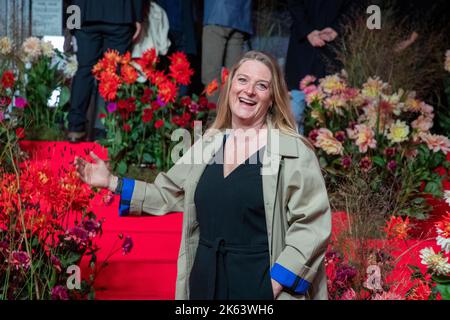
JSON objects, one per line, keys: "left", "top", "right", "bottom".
{"left": 372, "top": 156, "right": 386, "bottom": 167}
{"left": 424, "top": 181, "right": 441, "bottom": 196}
{"left": 143, "top": 153, "right": 153, "bottom": 163}
{"left": 62, "top": 253, "right": 82, "bottom": 266}
{"left": 117, "top": 161, "right": 128, "bottom": 175}
{"left": 58, "top": 86, "right": 70, "bottom": 107}
{"left": 432, "top": 274, "right": 450, "bottom": 284}
{"left": 436, "top": 284, "right": 450, "bottom": 300}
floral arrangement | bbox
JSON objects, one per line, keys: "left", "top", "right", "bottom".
{"left": 93, "top": 48, "right": 214, "bottom": 175}
{"left": 303, "top": 72, "right": 450, "bottom": 219}
{"left": 408, "top": 212, "right": 450, "bottom": 300}
{"left": 0, "top": 160, "right": 130, "bottom": 300}
{"left": 0, "top": 36, "right": 77, "bottom": 140}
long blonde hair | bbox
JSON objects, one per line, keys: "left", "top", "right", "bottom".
{"left": 210, "top": 50, "right": 300, "bottom": 138}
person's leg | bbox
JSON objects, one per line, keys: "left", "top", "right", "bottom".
{"left": 224, "top": 30, "right": 245, "bottom": 71}
{"left": 290, "top": 89, "right": 306, "bottom": 134}
{"left": 68, "top": 24, "right": 103, "bottom": 137}
{"left": 201, "top": 25, "right": 227, "bottom": 103}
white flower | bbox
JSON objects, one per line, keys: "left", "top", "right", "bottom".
{"left": 419, "top": 247, "right": 450, "bottom": 275}
{"left": 436, "top": 235, "right": 450, "bottom": 254}
{"left": 444, "top": 190, "right": 450, "bottom": 207}
{"left": 21, "top": 37, "right": 42, "bottom": 62}
{"left": 64, "top": 55, "right": 78, "bottom": 78}
{"left": 41, "top": 40, "right": 55, "bottom": 58}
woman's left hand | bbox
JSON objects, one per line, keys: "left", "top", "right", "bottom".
{"left": 271, "top": 279, "right": 283, "bottom": 299}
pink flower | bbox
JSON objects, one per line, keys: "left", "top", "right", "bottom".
{"left": 9, "top": 251, "right": 31, "bottom": 270}
{"left": 384, "top": 147, "right": 396, "bottom": 157}
{"left": 106, "top": 102, "right": 117, "bottom": 113}
{"left": 334, "top": 131, "right": 346, "bottom": 142}
{"left": 122, "top": 236, "right": 133, "bottom": 255}
{"left": 14, "top": 97, "right": 27, "bottom": 108}
{"left": 359, "top": 156, "right": 372, "bottom": 172}
{"left": 341, "top": 156, "right": 352, "bottom": 169}
{"left": 387, "top": 160, "right": 397, "bottom": 171}
{"left": 339, "top": 288, "right": 356, "bottom": 300}
{"left": 300, "top": 75, "right": 316, "bottom": 90}
{"left": 316, "top": 128, "right": 344, "bottom": 155}
{"left": 373, "top": 291, "right": 403, "bottom": 300}
{"left": 411, "top": 115, "right": 433, "bottom": 133}
{"left": 51, "top": 285, "right": 69, "bottom": 300}
{"left": 419, "top": 133, "right": 450, "bottom": 153}
{"left": 352, "top": 124, "right": 377, "bottom": 153}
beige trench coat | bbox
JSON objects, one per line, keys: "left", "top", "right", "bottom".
{"left": 123, "top": 119, "right": 331, "bottom": 300}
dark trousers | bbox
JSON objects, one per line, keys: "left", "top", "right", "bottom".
{"left": 69, "top": 22, "right": 134, "bottom": 132}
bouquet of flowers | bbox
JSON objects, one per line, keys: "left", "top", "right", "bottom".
{"left": 303, "top": 72, "right": 450, "bottom": 219}
{"left": 0, "top": 161, "right": 101, "bottom": 299}
{"left": 93, "top": 48, "right": 214, "bottom": 175}
{"left": 0, "top": 36, "right": 77, "bottom": 140}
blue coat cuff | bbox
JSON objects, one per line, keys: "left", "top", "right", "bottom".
{"left": 271, "top": 263, "right": 311, "bottom": 294}
{"left": 119, "top": 178, "right": 135, "bottom": 216}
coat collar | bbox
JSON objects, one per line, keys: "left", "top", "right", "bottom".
{"left": 265, "top": 117, "right": 300, "bottom": 158}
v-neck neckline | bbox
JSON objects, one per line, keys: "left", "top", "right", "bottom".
{"left": 222, "top": 143, "right": 266, "bottom": 179}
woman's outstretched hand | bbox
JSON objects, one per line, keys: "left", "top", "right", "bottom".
{"left": 75, "top": 151, "right": 113, "bottom": 189}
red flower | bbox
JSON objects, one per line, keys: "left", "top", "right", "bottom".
{"left": 92, "top": 49, "right": 121, "bottom": 80}
{"left": 142, "top": 108, "right": 153, "bottom": 123}
{"left": 198, "top": 96, "right": 208, "bottom": 108}
{"left": 141, "top": 88, "right": 153, "bottom": 104}
{"left": 150, "top": 70, "right": 168, "bottom": 87}
{"left": 406, "top": 280, "right": 431, "bottom": 300}
{"left": 154, "top": 119, "right": 164, "bottom": 129}
{"left": 120, "top": 64, "right": 138, "bottom": 84}
{"left": 207, "top": 102, "right": 216, "bottom": 110}
{"left": 433, "top": 166, "right": 447, "bottom": 176}
{"left": 221, "top": 67, "right": 229, "bottom": 85}
{"left": 1, "top": 70, "right": 15, "bottom": 89}
{"left": 359, "top": 156, "right": 372, "bottom": 172}
{"left": 98, "top": 113, "right": 106, "bottom": 119}
{"left": 151, "top": 100, "right": 160, "bottom": 111}
{"left": 123, "top": 123, "right": 131, "bottom": 132}
{"left": 384, "top": 216, "right": 410, "bottom": 240}
{"left": 0, "top": 96, "right": 11, "bottom": 107}
{"left": 168, "top": 52, "right": 194, "bottom": 85}
{"left": 15, "top": 127, "right": 25, "bottom": 139}
{"left": 205, "top": 79, "right": 219, "bottom": 97}
{"left": 136, "top": 48, "right": 158, "bottom": 79}
{"left": 98, "top": 71, "right": 122, "bottom": 101}
{"left": 435, "top": 213, "right": 450, "bottom": 238}
{"left": 157, "top": 79, "right": 178, "bottom": 104}
{"left": 120, "top": 52, "right": 132, "bottom": 65}
{"left": 180, "top": 96, "right": 191, "bottom": 107}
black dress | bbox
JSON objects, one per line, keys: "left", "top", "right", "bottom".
{"left": 189, "top": 138, "right": 273, "bottom": 300}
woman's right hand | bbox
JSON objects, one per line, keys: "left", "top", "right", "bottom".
{"left": 75, "top": 151, "right": 113, "bottom": 189}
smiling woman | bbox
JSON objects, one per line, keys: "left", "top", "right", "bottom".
{"left": 75, "top": 50, "right": 331, "bottom": 300}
